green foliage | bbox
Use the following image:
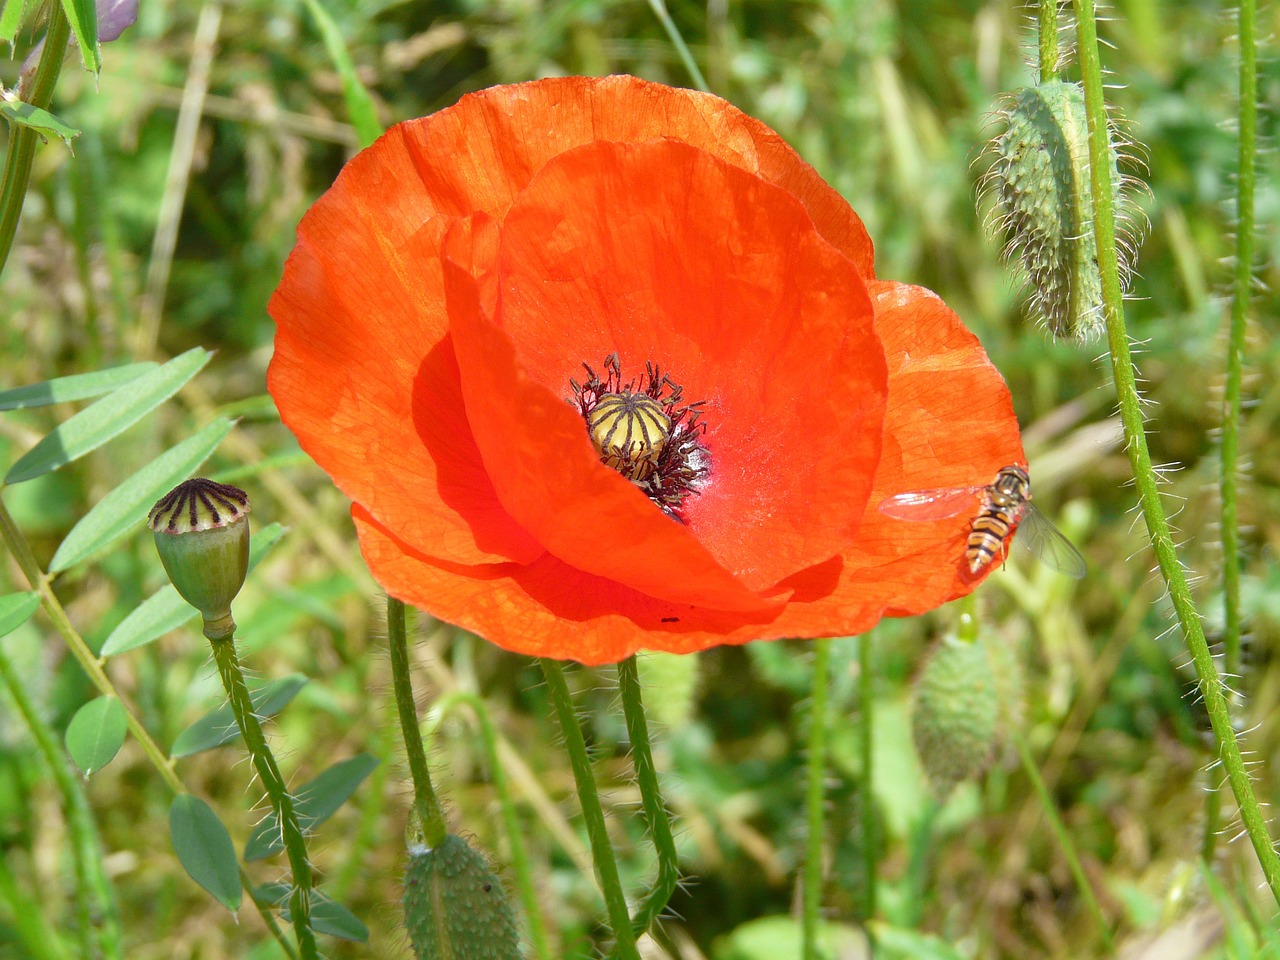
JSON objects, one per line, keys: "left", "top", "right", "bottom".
{"left": 64, "top": 695, "right": 127, "bottom": 776}
{"left": 243, "top": 753, "right": 379, "bottom": 860}
{"left": 168, "top": 794, "right": 241, "bottom": 913}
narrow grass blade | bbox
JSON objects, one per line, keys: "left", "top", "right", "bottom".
{"left": 5, "top": 348, "right": 210, "bottom": 484}
{"left": 301, "top": 0, "right": 382, "bottom": 148}
{"left": 100, "top": 522, "right": 286, "bottom": 656}
{"left": 50, "top": 417, "right": 234, "bottom": 572}
{"left": 0, "top": 363, "right": 155, "bottom": 411}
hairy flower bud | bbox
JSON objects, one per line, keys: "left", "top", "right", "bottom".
{"left": 402, "top": 834, "right": 521, "bottom": 960}
{"left": 148, "top": 479, "right": 250, "bottom": 641}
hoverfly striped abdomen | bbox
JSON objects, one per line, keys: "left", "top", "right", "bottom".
{"left": 966, "top": 465, "right": 1031, "bottom": 574}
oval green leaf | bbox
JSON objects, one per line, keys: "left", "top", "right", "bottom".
{"left": 58, "top": 0, "right": 100, "bottom": 74}
{"left": 171, "top": 674, "right": 309, "bottom": 758}
{"left": 0, "top": 0, "right": 30, "bottom": 48}
{"left": 100, "top": 522, "right": 286, "bottom": 657}
{"left": 0, "top": 363, "right": 156, "bottom": 411}
{"left": 280, "top": 887, "right": 369, "bottom": 943}
{"left": 0, "top": 101, "right": 80, "bottom": 147}
{"left": 0, "top": 592, "right": 41, "bottom": 639}
{"left": 5, "top": 347, "right": 211, "bottom": 485}
{"left": 245, "top": 753, "right": 378, "bottom": 860}
{"left": 50, "top": 417, "right": 235, "bottom": 573}
{"left": 65, "top": 696, "right": 127, "bottom": 777}
{"left": 169, "top": 794, "right": 241, "bottom": 913}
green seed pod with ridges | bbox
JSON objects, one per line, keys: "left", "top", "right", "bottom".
{"left": 982, "top": 80, "right": 1143, "bottom": 341}
{"left": 148, "top": 479, "right": 250, "bottom": 641}
{"left": 912, "top": 634, "right": 1003, "bottom": 799}
{"left": 402, "top": 834, "right": 522, "bottom": 960}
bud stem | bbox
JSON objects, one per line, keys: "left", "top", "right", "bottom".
{"left": 857, "top": 633, "right": 876, "bottom": 926}
{"left": 801, "top": 638, "right": 831, "bottom": 960}
{"left": 1038, "top": 0, "right": 1060, "bottom": 82}
{"left": 539, "top": 659, "right": 640, "bottom": 960}
{"left": 386, "top": 598, "right": 448, "bottom": 848}
{"left": 1074, "top": 0, "right": 1280, "bottom": 908}
{"left": 207, "top": 636, "right": 318, "bottom": 960}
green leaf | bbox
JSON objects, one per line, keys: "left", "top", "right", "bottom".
{"left": 100, "top": 522, "right": 286, "bottom": 657}
{"left": 169, "top": 795, "right": 241, "bottom": 913}
{"left": 301, "top": 0, "right": 382, "bottom": 148}
{"left": 49, "top": 418, "right": 235, "bottom": 572}
{"left": 64, "top": 696, "right": 127, "bottom": 776}
{"left": 244, "top": 754, "right": 378, "bottom": 860}
{"left": 0, "top": 363, "right": 156, "bottom": 411}
{"left": 58, "top": 0, "right": 99, "bottom": 74}
{"left": 171, "top": 674, "right": 309, "bottom": 758}
{"left": 0, "top": 592, "right": 40, "bottom": 639}
{"left": 262, "top": 884, "right": 370, "bottom": 942}
{"left": 0, "top": 98, "right": 80, "bottom": 146}
{"left": 5, "top": 347, "right": 211, "bottom": 484}
{"left": 867, "top": 922, "right": 970, "bottom": 960}
{"left": 0, "top": 0, "right": 28, "bottom": 48}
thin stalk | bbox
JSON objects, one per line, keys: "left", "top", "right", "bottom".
{"left": 1221, "top": 0, "right": 1256, "bottom": 691}
{"left": 857, "top": 635, "right": 876, "bottom": 927}
{"left": 0, "top": 644, "right": 121, "bottom": 960}
{"left": 1014, "top": 733, "right": 1112, "bottom": 952}
{"left": 539, "top": 659, "right": 640, "bottom": 960}
{"left": 208, "top": 637, "right": 318, "bottom": 960}
{"left": 0, "top": 7, "right": 70, "bottom": 274}
{"left": 0, "top": 855, "right": 70, "bottom": 960}
{"left": 1038, "top": 0, "right": 1060, "bottom": 82}
{"left": 428, "top": 691, "right": 553, "bottom": 960}
{"left": 386, "top": 598, "right": 447, "bottom": 848}
{"left": 615, "top": 656, "right": 680, "bottom": 946}
{"left": 802, "top": 639, "right": 832, "bottom": 960}
{"left": 645, "top": 0, "right": 710, "bottom": 93}
{"left": 1072, "top": 0, "right": 1280, "bottom": 905}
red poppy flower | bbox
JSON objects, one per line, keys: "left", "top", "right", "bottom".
{"left": 268, "top": 75, "right": 1023, "bottom": 665}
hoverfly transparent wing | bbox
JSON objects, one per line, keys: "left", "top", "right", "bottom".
{"left": 877, "top": 486, "right": 981, "bottom": 521}
{"left": 1012, "top": 505, "right": 1087, "bottom": 579}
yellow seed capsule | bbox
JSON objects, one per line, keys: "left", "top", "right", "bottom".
{"left": 586, "top": 392, "right": 670, "bottom": 481}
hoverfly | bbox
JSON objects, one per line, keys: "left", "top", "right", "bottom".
{"left": 878, "top": 464, "right": 1086, "bottom": 579}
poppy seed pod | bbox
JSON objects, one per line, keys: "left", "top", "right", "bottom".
{"left": 402, "top": 834, "right": 521, "bottom": 960}
{"left": 148, "top": 479, "right": 251, "bottom": 641}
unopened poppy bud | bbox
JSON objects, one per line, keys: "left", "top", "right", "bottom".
{"left": 402, "top": 833, "right": 521, "bottom": 960}
{"left": 148, "top": 479, "right": 250, "bottom": 641}
{"left": 912, "top": 634, "right": 1017, "bottom": 799}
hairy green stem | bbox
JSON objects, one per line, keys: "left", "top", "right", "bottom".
{"left": 386, "top": 598, "right": 447, "bottom": 848}
{"left": 427, "top": 690, "right": 552, "bottom": 960}
{"left": 208, "top": 637, "right": 318, "bottom": 959}
{"left": 0, "top": 494, "right": 299, "bottom": 957}
{"left": 0, "top": 643, "right": 121, "bottom": 959}
{"left": 616, "top": 656, "right": 680, "bottom": 946}
{"left": 1072, "top": 0, "right": 1280, "bottom": 905}
{"left": 645, "top": 0, "right": 710, "bottom": 93}
{"left": 1015, "top": 733, "right": 1112, "bottom": 951}
{"left": 1221, "top": 0, "right": 1256, "bottom": 689}
{"left": 1038, "top": 0, "right": 1060, "bottom": 81}
{"left": 539, "top": 659, "right": 640, "bottom": 960}
{"left": 857, "top": 635, "right": 876, "bottom": 929}
{"left": 802, "top": 639, "right": 832, "bottom": 960}
{"left": 0, "top": 8, "right": 70, "bottom": 274}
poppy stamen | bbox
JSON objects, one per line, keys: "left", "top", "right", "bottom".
{"left": 571, "top": 354, "right": 709, "bottom": 522}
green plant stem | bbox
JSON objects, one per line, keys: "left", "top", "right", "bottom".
{"left": 1014, "top": 733, "right": 1112, "bottom": 951}
{"left": 0, "top": 644, "right": 121, "bottom": 960}
{"left": 427, "top": 691, "right": 552, "bottom": 960}
{"left": 385, "top": 598, "right": 447, "bottom": 848}
{"left": 802, "top": 638, "right": 832, "bottom": 960}
{"left": 539, "top": 659, "right": 640, "bottom": 960}
{"left": 0, "top": 854, "right": 70, "bottom": 960}
{"left": 857, "top": 635, "right": 876, "bottom": 929}
{"left": 0, "top": 493, "right": 299, "bottom": 957}
{"left": 1221, "top": 0, "right": 1256, "bottom": 691}
{"left": 1038, "top": 0, "right": 1060, "bottom": 81}
{"left": 615, "top": 656, "right": 680, "bottom": 946}
{"left": 645, "top": 0, "right": 710, "bottom": 93}
{"left": 1072, "top": 0, "right": 1280, "bottom": 906}
{"left": 208, "top": 637, "right": 318, "bottom": 960}
{"left": 0, "top": 7, "right": 70, "bottom": 275}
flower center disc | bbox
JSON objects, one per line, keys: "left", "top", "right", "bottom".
{"left": 571, "top": 354, "right": 709, "bottom": 522}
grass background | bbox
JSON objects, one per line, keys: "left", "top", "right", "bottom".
{"left": 2, "top": 0, "right": 1279, "bottom": 957}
